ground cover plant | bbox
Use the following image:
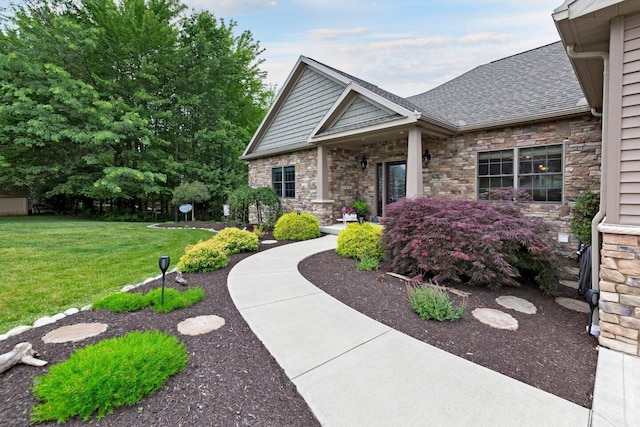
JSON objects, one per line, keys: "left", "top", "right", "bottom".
{"left": 382, "top": 197, "right": 559, "bottom": 294}
{"left": 408, "top": 284, "right": 465, "bottom": 321}
{"left": 92, "top": 287, "right": 205, "bottom": 313}
{"left": 273, "top": 212, "right": 320, "bottom": 241}
{"left": 0, "top": 216, "right": 213, "bottom": 333}
{"left": 30, "top": 331, "right": 188, "bottom": 422}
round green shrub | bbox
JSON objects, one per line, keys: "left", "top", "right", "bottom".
{"left": 31, "top": 331, "right": 188, "bottom": 422}
{"left": 336, "top": 222, "right": 383, "bottom": 260}
{"left": 176, "top": 239, "right": 229, "bottom": 273}
{"left": 273, "top": 212, "right": 320, "bottom": 241}
{"left": 92, "top": 292, "right": 148, "bottom": 312}
{"left": 214, "top": 227, "right": 259, "bottom": 254}
{"left": 145, "top": 287, "right": 205, "bottom": 312}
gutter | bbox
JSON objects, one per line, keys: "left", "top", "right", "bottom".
{"left": 566, "top": 45, "right": 609, "bottom": 331}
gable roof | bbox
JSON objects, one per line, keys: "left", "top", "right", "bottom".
{"left": 243, "top": 41, "right": 590, "bottom": 159}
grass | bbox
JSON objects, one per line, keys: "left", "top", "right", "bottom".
{"left": 0, "top": 216, "right": 213, "bottom": 334}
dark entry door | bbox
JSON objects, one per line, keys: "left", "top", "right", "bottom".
{"left": 376, "top": 161, "right": 406, "bottom": 217}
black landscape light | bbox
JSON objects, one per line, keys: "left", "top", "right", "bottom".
{"left": 159, "top": 255, "right": 170, "bottom": 305}
{"left": 586, "top": 288, "right": 600, "bottom": 336}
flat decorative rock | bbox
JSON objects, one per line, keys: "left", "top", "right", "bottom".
{"left": 177, "top": 315, "right": 225, "bottom": 336}
{"left": 261, "top": 240, "right": 278, "bottom": 245}
{"left": 472, "top": 308, "right": 519, "bottom": 331}
{"left": 556, "top": 297, "right": 590, "bottom": 313}
{"left": 42, "top": 323, "right": 108, "bottom": 344}
{"left": 33, "top": 316, "right": 57, "bottom": 328}
{"left": 6, "top": 325, "right": 32, "bottom": 337}
{"left": 559, "top": 280, "right": 578, "bottom": 290}
{"left": 495, "top": 296, "right": 537, "bottom": 314}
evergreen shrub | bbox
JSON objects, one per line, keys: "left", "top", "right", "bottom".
{"left": 213, "top": 227, "right": 259, "bottom": 254}
{"left": 31, "top": 331, "right": 188, "bottom": 422}
{"left": 570, "top": 190, "right": 600, "bottom": 245}
{"left": 382, "top": 197, "right": 559, "bottom": 294}
{"left": 336, "top": 222, "right": 383, "bottom": 260}
{"left": 273, "top": 212, "right": 320, "bottom": 241}
{"left": 177, "top": 239, "right": 229, "bottom": 273}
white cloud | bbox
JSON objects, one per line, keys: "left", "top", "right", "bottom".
{"left": 309, "top": 27, "right": 368, "bottom": 41}
{"left": 183, "top": 0, "right": 277, "bottom": 16}
{"left": 460, "top": 32, "right": 509, "bottom": 44}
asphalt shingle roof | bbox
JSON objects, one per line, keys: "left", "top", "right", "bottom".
{"left": 406, "top": 42, "right": 586, "bottom": 129}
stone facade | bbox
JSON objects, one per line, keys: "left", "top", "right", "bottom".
{"left": 597, "top": 226, "right": 640, "bottom": 356}
{"left": 247, "top": 114, "right": 602, "bottom": 247}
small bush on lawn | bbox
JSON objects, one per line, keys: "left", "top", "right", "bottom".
{"left": 336, "top": 222, "right": 384, "bottom": 260}
{"left": 177, "top": 239, "right": 229, "bottom": 273}
{"left": 213, "top": 227, "right": 259, "bottom": 254}
{"left": 145, "top": 287, "right": 205, "bottom": 312}
{"left": 273, "top": 212, "right": 320, "bottom": 241}
{"left": 570, "top": 190, "right": 600, "bottom": 245}
{"left": 31, "top": 331, "right": 188, "bottom": 423}
{"left": 357, "top": 254, "right": 380, "bottom": 271}
{"left": 92, "top": 292, "right": 148, "bottom": 312}
{"left": 382, "top": 197, "right": 559, "bottom": 294}
{"left": 408, "top": 285, "right": 465, "bottom": 321}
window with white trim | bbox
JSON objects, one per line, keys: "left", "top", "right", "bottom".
{"left": 478, "top": 145, "right": 563, "bottom": 202}
{"left": 272, "top": 166, "right": 295, "bottom": 198}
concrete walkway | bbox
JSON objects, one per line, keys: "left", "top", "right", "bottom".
{"left": 228, "top": 235, "right": 594, "bottom": 426}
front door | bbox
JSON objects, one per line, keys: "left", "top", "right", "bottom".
{"left": 376, "top": 161, "right": 406, "bottom": 217}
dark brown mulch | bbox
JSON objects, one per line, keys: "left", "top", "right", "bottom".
{"left": 0, "top": 224, "right": 597, "bottom": 425}
{"left": 299, "top": 251, "right": 599, "bottom": 408}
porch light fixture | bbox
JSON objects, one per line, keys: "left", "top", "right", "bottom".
{"left": 423, "top": 149, "right": 432, "bottom": 166}
{"left": 360, "top": 155, "right": 368, "bottom": 170}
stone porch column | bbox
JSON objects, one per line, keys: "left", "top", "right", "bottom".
{"left": 597, "top": 223, "right": 640, "bottom": 356}
{"left": 406, "top": 128, "right": 423, "bottom": 198}
{"left": 312, "top": 145, "right": 334, "bottom": 224}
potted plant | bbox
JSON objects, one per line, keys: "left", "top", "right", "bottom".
{"left": 341, "top": 206, "right": 357, "bottom": 222}
{"left": 352, "top": 199, "right": 368, "bottom": 224}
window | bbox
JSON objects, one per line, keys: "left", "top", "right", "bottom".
{"left": 477, "top": 145, "right": 563, "bottom": 202}
{"left": 272, "top": 166, "right": 295, "bottom": 198}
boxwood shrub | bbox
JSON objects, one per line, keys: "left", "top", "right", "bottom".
{"left": 273, "top": 212, "right": 320, "bottom": 241}
{"left": 336, "top": 222, "right": 383, "bottom": 261}
{"left": 176, "top": 239, "right": 229, "bottom": 273}
{"left": 213, "top": 227, "right": 259, "bottom": 254}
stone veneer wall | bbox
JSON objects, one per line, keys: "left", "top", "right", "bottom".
{"left": 246, "top": 114, "right": 602, "bottom": 241}
{"left": 597, "top": 226, "right": 640, "bottom": 356}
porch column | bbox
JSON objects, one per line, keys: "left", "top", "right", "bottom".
{"left": 316, "top": 145, "right": 329, "bottom": 200}
{"left": 406, "top": 128, "right": 424, "bottom": 198}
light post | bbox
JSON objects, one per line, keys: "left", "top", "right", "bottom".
{"left": 158, "top": 255, "right": 170, "bottom": 305}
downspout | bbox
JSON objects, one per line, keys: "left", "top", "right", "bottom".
{"left": 566, "top": 46, "right": 609, "bottom": 331}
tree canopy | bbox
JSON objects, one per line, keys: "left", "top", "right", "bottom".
{"left": 0, "top": 0, "right": 272, "bottom": 218}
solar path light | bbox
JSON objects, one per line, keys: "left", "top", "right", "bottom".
{"left": 158, "top": 255, "right": 170, "bottom": 305}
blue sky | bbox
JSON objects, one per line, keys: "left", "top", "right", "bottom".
{"left": 1, "top": 0, "right": 567, "bottom": 97}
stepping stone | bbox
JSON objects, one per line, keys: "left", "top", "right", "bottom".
{"left": 556, "top": 297, "right": 590, "bottom": 313}
{"left": 261, "top": 240, "right": 278, "bottom": 245}
{"left": 177, "top": 315, "right": 225, "bottom": 336}
{"left": 559, "top": 279, "right": 579, "bottom": 290}
{"left": 42, "top": 323, "right": 108, "bottom": 344}
{"left": 495, "top": 296, "right": 537, "bottom": 314}
{"left": 472, "top": 308, "right": 519, "bottom": 331}
{"left": 563, "top": 266, "right": 580, "bottom": 277}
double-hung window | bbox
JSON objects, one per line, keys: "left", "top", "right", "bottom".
{"left": 477, "top": 145, "right": 563, "bottom": 202}
{"left": 272, "top": 166, "right": 295, "bottom": 198}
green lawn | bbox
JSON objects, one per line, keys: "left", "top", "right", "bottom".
{"left": 0, "top": 216, "right": 214, "bottom": 334}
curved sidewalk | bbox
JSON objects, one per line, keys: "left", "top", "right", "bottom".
{"left": 228, "top": 235, "right": 590, "bottom": 426}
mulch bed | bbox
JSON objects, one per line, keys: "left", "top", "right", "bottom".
{"left": 0, "top": 223, "right": 598, "bottom": 425}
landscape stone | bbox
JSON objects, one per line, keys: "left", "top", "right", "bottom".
{"left": 42, "top": 323, "right": 108, "bottom": 344}
{"left": 0, "top": 334, "right": 7, "bottom": 342}
{"left": 556, "top": 297, "right": 590, "bottom": 313}
{"left": 6, "top": 325, "right": 32, "bottom": 337}
{"left": 32, "top": 316, "right": 56, "bottom": 327}
{"left": 63, "top": 308, "right": 80, "bottom": 316}
{"left": 52, "top": 313, "right": 66, "bottom": 321}
{"left": 177, "top": 315, "right": 225, "bottom": 336}
{"left": 472, "top": 308, "right": 518, "bottom": 331}
{"left": 562, "top": 266, "right": 580, "bottom": 277}
{"left": 559, "top": 280, "right": 578, "bottom": 290}
{"left": 261, "top": 240, "right": 278, "bottom": 245}
{"left": 81, "top": 305, "right": 92, "bottom": 311}
{"left": 495, "top": 296, "right": 537, "bottom": 314}
{"left": 121, "top": 285, "right": 136, "bottom": 292}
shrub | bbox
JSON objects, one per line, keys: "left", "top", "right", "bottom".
{"left": 357, "top": 254, "right": 380, "bottom": 271}
{"left": 213, "top": 227, "right": 259, "bottom": 254}
{"left": 352, "top": 198, "right": 369, "bottom": 217}
{"left": 408, "top": 285, "right": 465, "bottom": 321}
{"left": 570, "top": 190, "right": 600, "bottom": 245}
{"left": 273, "top": 212, "right": 320, "bottom": 241}
{"left": 177, "top": 239, "right": 229, "bottom": 273}
{"left": 92, "top": 292, "right": 149, "bottom": 312}
{"left": 479, "top": 186, "right": 533, "bottom": 202}
{"left": 145, "top": 287, "right": 205, "bottom": 312}
{"left": 336, "top": 222, "right": 383, "bottom": 260}
{"left": 227, "top": 186, "right": 282, "bottom": 230}
{"left": 382, "top": 197, "right": 559, "bottom": 294}
{"left": 31, "top": 331, "right": 188, "bottom": 422}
